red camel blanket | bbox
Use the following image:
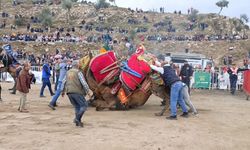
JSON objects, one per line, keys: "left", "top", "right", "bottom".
{"left": 90, "top": 51, "right": 119, "bottom": 83}
{"left": 120, "top": 54, "right": 151, "bottom": 90}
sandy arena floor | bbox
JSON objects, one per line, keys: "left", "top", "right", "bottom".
{"left": 0, "top": 82, "right": 250, "bottom": 150}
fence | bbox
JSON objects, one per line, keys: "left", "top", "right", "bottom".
{"left": 0, "top": 66, "right": 246, "bottom": 92}
{"left": 191, "top": 69, "right": 244, "bottom": 91}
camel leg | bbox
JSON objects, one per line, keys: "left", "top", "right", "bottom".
{"left": 155, "top": 99, "right": 170, "bottom": 116}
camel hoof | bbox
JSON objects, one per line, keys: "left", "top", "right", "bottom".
{"left": 155, "top": 112, "right": 164, "bottom": 116}
{"left": 96, "top": 107, "right": 105, "bottom": 111}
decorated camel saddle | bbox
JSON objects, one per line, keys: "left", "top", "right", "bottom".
{"left": 89, "top": 45, "right": 155, "bottom": 105}
{"left": 89, "top": 51, "right": 120, "bottom": 85}
{"left": 120, "top": 53, "right": 151, "bottom": 90}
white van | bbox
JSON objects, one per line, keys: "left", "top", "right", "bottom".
{"left": 164, "top": 52, "right": 214, "bottom": 70}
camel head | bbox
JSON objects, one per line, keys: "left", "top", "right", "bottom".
{"left": 149, "top": 72, "right": 170, "bottom": 100}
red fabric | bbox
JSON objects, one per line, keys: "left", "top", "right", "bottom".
{"left": 243, "top": 70, "right": 250, "bottom": 95}
{"left": 90, "top": 51, "right": 118, "bottom": 83}
{"left": 121, "top": 54, "right": 151, "bottom": 90}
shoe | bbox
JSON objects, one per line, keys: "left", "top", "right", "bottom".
{"left": 40, "top": 95, "right": 46, "bottom": 98}
{"left": 166, "top": 116, "right": 177, "bottom": 120}
{"left": 51, "top": 93, "right": 55, "bottom": 96}
{"left": 76, "top": 122, "right": 84, "bottom": 128}
{"left": 48, "top": 104, "right": 56, "bottom": 110}
{"left": 19, "top": 109, "right": 29, "bottom": 113}
{"left": 180, "top": 112, "right": 189, "bottom": 118}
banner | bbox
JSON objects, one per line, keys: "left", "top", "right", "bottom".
{"left": 5, "top": 71, "right": 43, "bottom": 84}
{"left": 218, "top": 72, "right": 230, "bottom": 90}
{"left": 243, "top": 70, "right": 250, "bottom": 95}
{"left": 193, "top": 71, "right": 211, "bottom": 89}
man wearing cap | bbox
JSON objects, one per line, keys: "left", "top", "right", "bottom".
{"left": 150, "top": 58, "right": 188, "bottom": 120}
{"left": 54, "top": 55, "right": 62, "bottom": 91}
{"left": 179, "top": 61, "right": 193, "bottom": 94}
{"left": 61, "top": 60, "right": 90, "bottom": 127}
{"left": 48, "top": 58, "right": 72, "bottom": 110}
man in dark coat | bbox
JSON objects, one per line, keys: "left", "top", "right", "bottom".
{"left": 180, "top": 61, "right": 193, "bottom": 94}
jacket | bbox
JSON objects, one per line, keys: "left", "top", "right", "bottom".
{"left": 162, "top": 66, "right": 180, "bottom": 87}
{"left": 16, "top": 69, "right": 31, "bottom": 93}
{"left": 64, "top": 69, "right": 87, "bottom": 95}
{"left": 42, "top": 63, "right": 51, "bottom": 79}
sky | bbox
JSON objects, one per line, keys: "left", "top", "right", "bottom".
{"left": 88, "top": 0, "right": 250, "bottom": 23}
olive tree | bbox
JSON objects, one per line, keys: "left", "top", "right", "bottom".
{"left": 216, "top": 0, "right": 229, "bottom": 15}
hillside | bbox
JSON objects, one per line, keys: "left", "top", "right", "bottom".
{"left": 0, "top": 0, "right": 249, "bottom": 65}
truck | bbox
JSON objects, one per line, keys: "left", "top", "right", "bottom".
{"left": 164, "top": 52, "right": 214, "bottom": 70}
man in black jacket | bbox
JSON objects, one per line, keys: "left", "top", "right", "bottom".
{"left": 150, "top": 60, "right": 188, "bottom": 120}
{"left": 179, "top": 61, "right": 193, "bottom": 94}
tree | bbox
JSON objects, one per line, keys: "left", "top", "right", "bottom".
{"left": 62, "top": 0, "right": 73, "bottom": 23}
{"left": 216, "top": 0, "right": 229, "bottom": 15}
{"left": 14, "top": 17, "right": 25, "bottom": 27}
{"left": 188, "top": 8, "right": 199, "bottom": 22}
{"left": 39, "top": 8, "right": 53, "bottom": 27}
{"left": 109, "top": 0, "right": 116, "bottom": 6}
{"left": 240, "top": 14, "right": 249, "bottom": 24}
{"left": 95, "top": 0, "right": 110, "bottom": 10}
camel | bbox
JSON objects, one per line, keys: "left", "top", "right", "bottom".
{"left": 81, "top": 52, "right": 170, "bottom": 111}
{"left": 0, "top": 52, "right": 21, "bottom": 95}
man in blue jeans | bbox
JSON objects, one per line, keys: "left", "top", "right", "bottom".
{"left": 150, "top": 59, "right": 188, "bottom": 120}
{"left": 40, "top": 62, "right": 54, "bottom": 97}
{"left": 61, "top": 60, "right": 90, "bottom": 127}
{"left": 48, "top": 58, "right": 72, "bottom": 110}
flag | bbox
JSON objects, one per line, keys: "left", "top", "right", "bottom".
{"left": 2, "top": 44, "right": 13, "bottom": 56}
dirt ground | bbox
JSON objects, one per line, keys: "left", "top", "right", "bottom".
{"left": 0, "top": 82, "right": 250, "bottom": 150}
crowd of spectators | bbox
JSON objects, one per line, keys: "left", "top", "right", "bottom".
{"left": 146, "top": 34, "right": 248, "bottom": 42}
